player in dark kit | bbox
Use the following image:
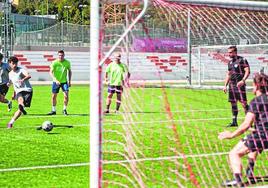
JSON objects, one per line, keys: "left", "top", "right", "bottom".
{"left": 219, "top": 73, "right": 268, "bottom": 187}
{"left": 223, "top": 46, "right": 250, "bottom": 127}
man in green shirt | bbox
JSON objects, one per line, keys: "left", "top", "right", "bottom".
{"left": 104, "top": 52, "right": 130, "bottom": 113}
{"left": 47, "top": 50, "right": 72, "bottom": 115}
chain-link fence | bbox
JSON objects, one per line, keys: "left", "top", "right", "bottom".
{"left": 15, "top": 21, "right": 90, "bottom": 47}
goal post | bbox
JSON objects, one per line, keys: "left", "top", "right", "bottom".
{"left": 191, "top": 43, "right": 268, "bottom": 87}
{"left": 90, "top": 0, "right": 101, "bottom": 187}
{"left": 92, "top": 0, "right": 268, "bottom": 187}
{"left": 90, "top": 0, "right": 149, "bottom": 187}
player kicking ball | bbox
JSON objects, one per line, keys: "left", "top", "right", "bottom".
{"left": 7, "top": 56, "right": 33, "bottom": 128}
{"left": 219, "top": 72, "right": 268, "bottom": 187}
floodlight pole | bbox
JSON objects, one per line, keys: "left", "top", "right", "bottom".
{"left": 2, "top": 0, "right": 12, "bottom": 59}
{"left": 90, "top": 0, "right": 101, "bottom": 188}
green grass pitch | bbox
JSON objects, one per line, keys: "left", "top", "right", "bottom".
{"left": 0, "top": 85, "right": 267, "bottom": 187}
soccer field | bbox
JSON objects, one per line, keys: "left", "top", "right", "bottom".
{"left": 0, "top": 85, "right": 267, "bottom": 187}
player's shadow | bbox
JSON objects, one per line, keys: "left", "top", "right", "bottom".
{"left": 66, "top": 114, "right": 89, "bottom": 116}
{"left": 244, "top": 176, "right": 268, "bottom": 186}
{"left": 29, "top": 113, "right": 89, "bottom": 116}
{"left": 54, "top": 125, "right": 74, "bottom": 128}
{"left": 36, "top": 125, "right": 73, "bottom": 131}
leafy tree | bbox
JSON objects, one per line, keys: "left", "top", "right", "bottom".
{"left": 11, "top": 0, "right": 90, "bottom": 24}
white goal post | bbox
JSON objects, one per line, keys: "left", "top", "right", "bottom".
{"left": 191, "top": 43, "right": 268, "bottom": 87}
{"left": 90, "top": 0, "right": 149, "bottom": 187}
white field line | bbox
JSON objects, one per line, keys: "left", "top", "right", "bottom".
{"left": 104, "top": 117, "right": 244, "bottom": 126}
{"left": 0, "top": 152, "right": 229, "bottom": 173}
{"left": 0, "top": 117, "right": 241, "bottom": 129}
{"left": 0, "top": 108, "right": 229, "bottom": 120}
{"left": 0, "top": 163, "right": 89, "bottom": 172}
{"left": 0, "top": 117, "right": 243, "bottom": 129}
{"left": 1, "top": 149, "right": 268, "bottom": 173}
{"left": 0, "top": 123, "right": 88, "bottom": 130}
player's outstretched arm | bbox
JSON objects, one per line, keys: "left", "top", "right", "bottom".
{"left": 218, "top": 112, "right": 254, "bottom": 140}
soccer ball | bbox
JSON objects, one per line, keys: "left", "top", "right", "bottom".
{"left": 42, "top": 121, "right": 54, "bottom": 132}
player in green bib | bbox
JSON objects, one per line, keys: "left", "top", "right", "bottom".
{"left": 47, "top": 50, "right": 72, "bottom": 115}
{"left": 104, "top": 52, "right": 130, "bottom": 113}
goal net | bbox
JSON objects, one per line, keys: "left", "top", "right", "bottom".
{"left": 96, "top": 0, "right": 268, "bottom": 187}
{"left": 191, "top": 43, "right": 268, "bottom": 87}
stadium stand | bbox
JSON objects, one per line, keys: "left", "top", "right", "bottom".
{"left": 14, "top": 51, "right": 266, "bottom": 82}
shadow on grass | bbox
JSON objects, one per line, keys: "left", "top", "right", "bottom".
{"left": 29, "top": 113, "right": 89, "bottom": 117}
{"left": 244, "top": 175, "right": 268, "bottom": 186}
{"left": 36, "top": 125, "right": 74, "bottom": 131}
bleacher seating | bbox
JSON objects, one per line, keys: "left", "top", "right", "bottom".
{"left": 14, "top": 51, "right": 90, "bottom": 81}
{"left": 11, "top": 51, "right": 267, "bottom": 82}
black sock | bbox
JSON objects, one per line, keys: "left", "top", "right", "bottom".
{"left": 106, "top": 104, "right": 110, "bottom": 111}
{"left": 244, "top": 104, "right": 249, "bottom": 114}
{"left": 246, "top": 158, "right": 255, "bottom": 177}
{"left": 116, "top": 103, "right": 120, "bottom": 111}
{"left": 232, "top": 116, "right": 237, "bottom": 124}
{"left": 234, "top": 173, "right": 243, "bottom": 186}
{"left": 231, "top": 103, "right": 238, "bottom": 124}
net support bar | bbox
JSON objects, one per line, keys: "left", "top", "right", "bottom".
{"left": 99, "top": 0, "right": 149, "bottom": 67}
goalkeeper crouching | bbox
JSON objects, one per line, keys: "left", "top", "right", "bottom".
{"left": 219, "top": 72, "right": 268, "bottom": 187}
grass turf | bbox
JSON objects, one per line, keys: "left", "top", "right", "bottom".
{"left": 0, "top": 85, "right": 267, "bottom": 187}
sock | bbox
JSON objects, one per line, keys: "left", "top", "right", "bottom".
{"left": 52, "top": 106, "right": 56, "bottom": 112}
{"left": 116, "top": 103, "right": 120, "bottom": 111}
{"left": 234, "top": 173, "right": 243, "bottom": 186}
{"left": 245, "top": 104, "right": 249, "bottom": 114}
{"left": 9, "top": 118, "right": 15, "bottom": 124}
{"left": 246, "top": 158, "right": 255, "bottom": 177}
{"left": 63, "top": 105, "right": 67, "bottom": 110}
{"left": 231, "top": 103, "right": 238, "bottom": 124}
{"left": 106, "top": 104, "right": 110, "bottom": 111}
{"left": 232, "top": 116, "right": 237, "bottom": 124}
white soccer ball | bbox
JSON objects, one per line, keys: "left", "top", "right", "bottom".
{"left": 42, "top": 121, "right": 54, "bottom": 132}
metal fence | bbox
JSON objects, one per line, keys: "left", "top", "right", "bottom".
{"left": 15, "top": 21, "right": 90, "bottom": 47}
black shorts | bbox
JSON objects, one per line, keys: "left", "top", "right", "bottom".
{"left": 108, "top": 85, "right": 123, "bottom": 94}
{"left": 243, "top": 132, "right": 268, "bottom": 153}
{"left": 16, "top": 91, "right": 33, "bottom": 107}
{"left": 0, "top": 83, "right": 9, "bottom": 96}
{"left": 228, "top": 84, "right": 247, "bottom": 102}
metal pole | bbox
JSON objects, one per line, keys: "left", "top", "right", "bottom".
{"left": 47, "top": 0, "right": 49, "bottom": 15}
{"left": 90, "top": 0, "right": 101, "bottom": 187}
{"left": 61, "top": 20, "right": 64, "bottom": 47}
{"left": 125, "top": 4, "right": 130, "bottom": 68}
{"left": 198, "top": 47, "right": 201, "bottom": 86}
{"left": 187, "top": 9, "right": 192, "bottom": 85}
{"left": 3, "top": 0, "right": 11, "bottom": 59}
{"left": 82, "top": 8, "right": 84, "bottom": 44}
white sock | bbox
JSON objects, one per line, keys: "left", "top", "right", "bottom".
{"left": 52, "top": 106, "right": 56, "bottom": 112}
{"left": 63, "top": 105, "right": 67, "bottom": 110}
{"left": 9, "top": 118, "right": 15, "bottom": 124}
